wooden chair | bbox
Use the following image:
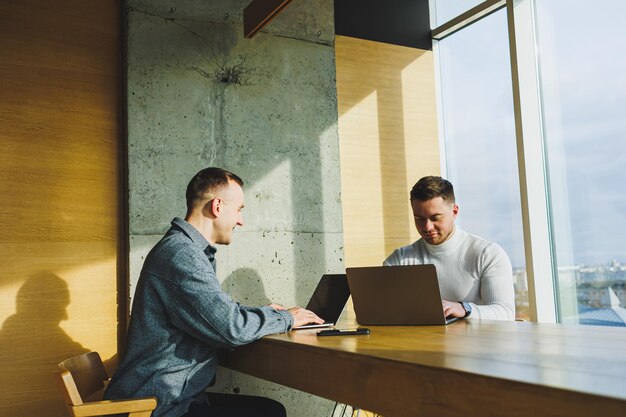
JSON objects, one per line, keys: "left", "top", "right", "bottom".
{"left": 56, "top": 351, "right": 157, "bottom": 417}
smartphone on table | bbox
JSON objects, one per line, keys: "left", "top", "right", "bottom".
{"left": 316, "top": 328, "right": 370, "bottom": 336}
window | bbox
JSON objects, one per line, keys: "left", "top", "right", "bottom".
{"left": 534, "top": 0, "right": 626, "bottom": 326}
{"left": 436, "top": 8, "right": 529, "bottom": 319}
{"left": 433, "top": 0, "right": 486, "bottom": 26}
{"left": 432, "top": 0, "right": 626, "bottom": 326}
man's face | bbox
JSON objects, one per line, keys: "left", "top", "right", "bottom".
{"left": 411, "top": 196, "right": 458, "bottom": 245}
{"left": 212, "top": 181, "right": 245, "bottom": 245}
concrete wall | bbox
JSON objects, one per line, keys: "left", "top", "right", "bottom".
{"left": 126, "top": 1, "right": 342, "bottom": 415}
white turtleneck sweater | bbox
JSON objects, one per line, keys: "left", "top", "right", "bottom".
{"left": 383, "top": 228, "right": 515, "bottom": 321}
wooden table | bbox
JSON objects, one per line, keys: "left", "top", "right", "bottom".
{"left": 225, "top": 317, "right": 626, "bottom": 417}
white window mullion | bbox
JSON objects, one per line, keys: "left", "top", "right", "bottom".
{"left": 506, "top": 0, "right": 557, "bottom": 323}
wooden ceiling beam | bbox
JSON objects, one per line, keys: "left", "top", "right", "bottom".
{"left": 243, "top": 0, "right": 294, "bottom": 38}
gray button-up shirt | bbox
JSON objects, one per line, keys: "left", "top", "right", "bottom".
{"left": 104, "top": 218, "right": 293, "bottom": 417}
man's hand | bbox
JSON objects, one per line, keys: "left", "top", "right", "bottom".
{"left": 288, "top": 307, "right": 324, "bottom": 328}
{"left": 442, "top": 300, "right": 466, "bottom": 318}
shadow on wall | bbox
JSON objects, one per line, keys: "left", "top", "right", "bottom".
{"left": 222, "top": 268, "right": 272, "bottom": 306}
{"left": 0, "top": 273, "right": 88, "bottom": 417}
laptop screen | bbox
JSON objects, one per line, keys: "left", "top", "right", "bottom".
{"left": 290, "top": 273, "right": 351, "bottom": 329}
{"left": 346, "top": 265, "right": 458, "bottom": 326}
{"left": 305, "top": 273, "right": 350, "bottom": 324}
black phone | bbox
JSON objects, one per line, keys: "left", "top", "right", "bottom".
{"left": 317, "top": 328, "right": 370, "bottom": 336}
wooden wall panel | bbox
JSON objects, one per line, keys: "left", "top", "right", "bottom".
{"left": 0, "top": 1, "right": 122, "bottom": 416}
{"left": 336, "top": 35, "right": 440, "bottom": 267}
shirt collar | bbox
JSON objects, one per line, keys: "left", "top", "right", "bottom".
{"left": 171, "top": 217, "right": 217, "bottom": 256}
{"left": 423, "top": 226, "right": 465, "bottom": 255}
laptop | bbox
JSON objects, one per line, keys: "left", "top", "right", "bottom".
{"left": 292, "top": 273, "right": 351, "bottom": 330}
{"left": 346, "top": 265, "right": 459, "bottom": 325}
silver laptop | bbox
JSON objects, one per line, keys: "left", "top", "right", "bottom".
{"left": 346, "top": 265, "right": 459, "bottom": 325}
{"left": 292, "top": 273, "right": 350, "bottom": 330}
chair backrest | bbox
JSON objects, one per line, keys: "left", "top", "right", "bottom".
{"left": 58, "top": 352, "right": 108, "bottom": 405}
{"left": 56, "top": 351, "right": 157, "bottom": 417}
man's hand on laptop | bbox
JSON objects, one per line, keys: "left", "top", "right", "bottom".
{"left": 289, "top": 307, "right": 324, "bottom": 328}
{"left": 442, "top": 300, "right": 465, "bottom": 318}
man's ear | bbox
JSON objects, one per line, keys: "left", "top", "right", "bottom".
{"left": 202, "top": 198, "right": 221, "bottom": 218}
{"left": 211, "top": 197, "right": 222, "bottom": 217}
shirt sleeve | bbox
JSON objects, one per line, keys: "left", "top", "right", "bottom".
{"left": 471, "top": 244, "right": 516, "bottom": 321}
{"left": 163, "top": 248, "right": 293, "bottom": 349}
{"left": 383, "top": 249, "right": 402, "bottom": 266}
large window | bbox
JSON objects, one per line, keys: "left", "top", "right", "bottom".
{"left": 436, "top": 8, "right": 528, "bottom": 319}
{"left": 534, "top": 0, "right": 626, "bottom": 325}
{"left": 433, "top": 0, "right": 626, "bottom": 326}
{"left": 432, "top": 0, "right": 485, "bottom": 26}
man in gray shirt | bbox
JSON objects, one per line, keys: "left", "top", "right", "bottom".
{"left": 105, "top": 167, "right": 322, "bottom": 417}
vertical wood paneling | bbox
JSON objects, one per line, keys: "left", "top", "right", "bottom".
{"left": 336, "top": 35, "right": 440, "bottom": 267}
{"left": 0, "top": 1, "right": 122, "bottom": 416}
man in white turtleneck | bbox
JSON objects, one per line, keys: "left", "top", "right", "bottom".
{"left": 384, "top": 176, "right": 515, "bottom": 321}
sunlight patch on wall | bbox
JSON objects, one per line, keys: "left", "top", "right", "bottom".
{"left": 60, "top": 258, "right": 118, "bottom": 360}
{"left": 0, "top": 281, "right": 22, "bottom": 325}
{"left": 338, "top": 90, "right": 387, "bottom": 266}
{"left": 318, "top": 122, "right": 344, "bottom": 234}
{"left": 400, "top": 50, "right": 439, "bottom": 244}
{"left": 243, "top": 159, "right": 294, "bottom": 232}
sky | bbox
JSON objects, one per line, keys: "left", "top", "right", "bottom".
{"left": 434, "top": 0, "right": 626, "bottom": 268}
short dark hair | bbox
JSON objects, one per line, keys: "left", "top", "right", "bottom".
{"left": 410, "top": 176, "right": 455, "bottom": 204}
{"left": 185, "top": 167, "right": 243, "bottom": 211}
